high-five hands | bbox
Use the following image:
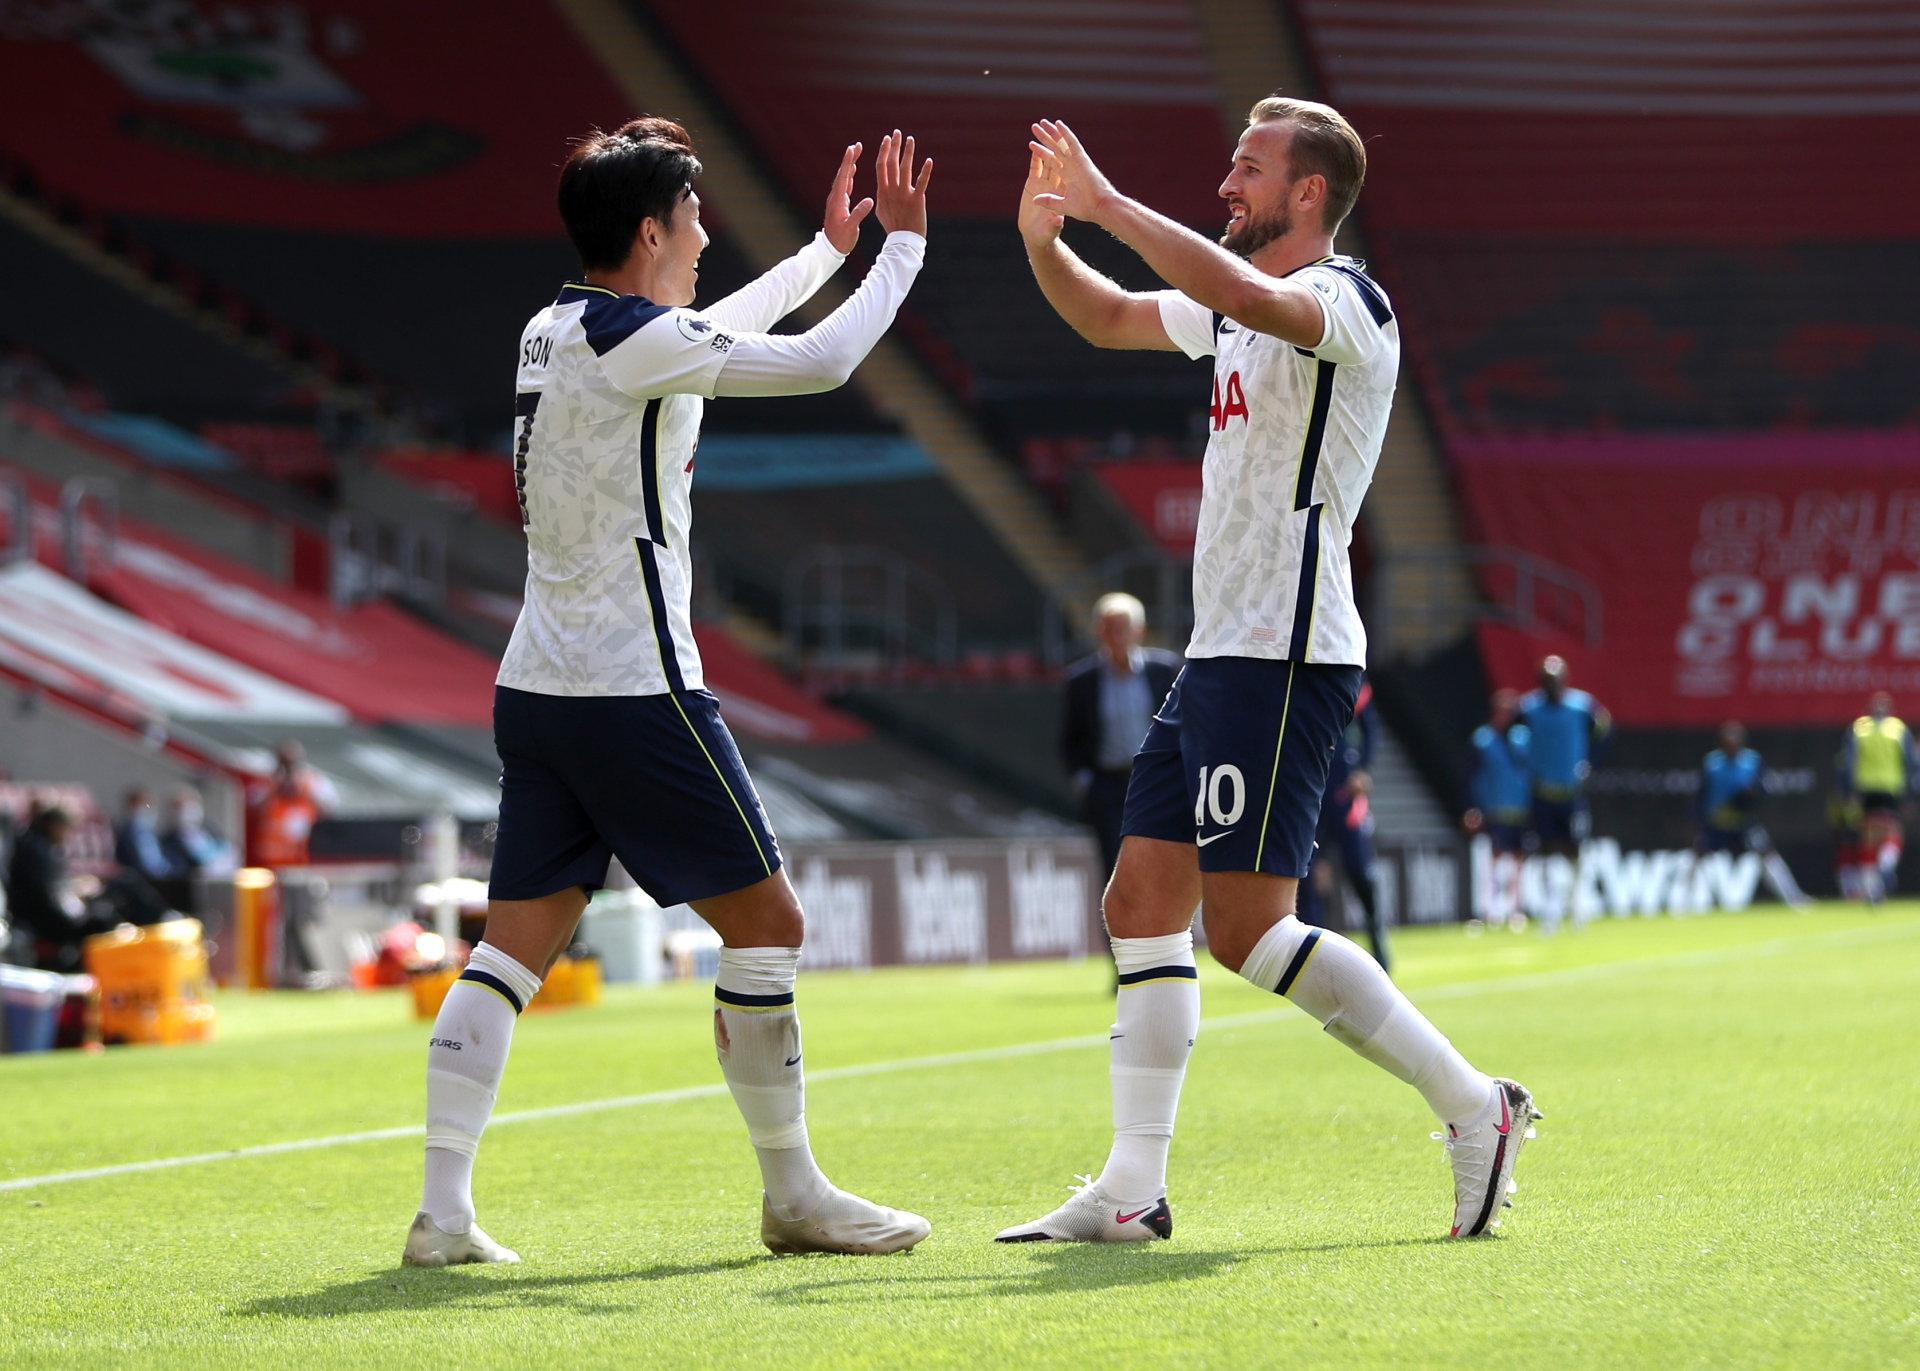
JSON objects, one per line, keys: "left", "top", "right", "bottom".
{"left": 1027, "top": 120, "right": 1117, "bottom": 226}
{"left": 1018, "top": 150, "right": 1064, "bottom": 248}
{"left": 823, "top": 143, "right": 875, "bottom": 254}
{"left": 873, "top": 130, "right": 934, "bottom": 238}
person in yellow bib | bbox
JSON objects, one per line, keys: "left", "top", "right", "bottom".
{"left": 1841, "top": 692, "right": 1920, "bottom": 903}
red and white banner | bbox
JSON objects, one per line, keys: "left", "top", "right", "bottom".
{"left": 1457, "top": 431, "right": 1920, "bottom": 726}
{"left": 1095, "top": 461, "right": 1204, "bottom": 556}
{"left": 0, "top": 561, "right": 345, "bottom": 723}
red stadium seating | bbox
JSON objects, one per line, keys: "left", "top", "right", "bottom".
{"left": 1292, "top": 0, "right": 1920, "bottom": 434}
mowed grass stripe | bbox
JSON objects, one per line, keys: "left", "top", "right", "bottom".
{"left": 5, "top": 914, "right": 1912, "bottom": 1196}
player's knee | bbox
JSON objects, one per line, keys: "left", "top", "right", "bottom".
{"left": 1202, "top": 921, "right": 1257, "bottom": 975}
{"left": 769, "top": 901, "right": 805, "bottom": 948}
{"left": 1101, "top": 878, "right": 1156, "bottom": 940}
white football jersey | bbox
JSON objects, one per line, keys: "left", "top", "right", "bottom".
{"left": 496, "top": 231, "right": 924, "bottom": 697}
{"left": 1156, "top": 256, "right": 1398, "bottom": 667}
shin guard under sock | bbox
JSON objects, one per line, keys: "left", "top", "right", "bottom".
{"left": 1239, "top": 916, "right": 1493, "bottom": 1124}
{"left": 1094, "top": 930, "right": 1200, "bottom": 1203}
{"left": 421, "top": 942, "right": 543, "bottom": 1233}
{"left": 715, "top": 946, "right": 832, "bottom": 1221}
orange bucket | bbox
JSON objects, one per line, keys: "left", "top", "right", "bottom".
{"left": 84, "top": 920, "right": 217, "bottom": 1045}
{"left": 530, "top": 954, "right": 602, "bottom": 1010}
{"left": 409, "top": 965, "right": 462, "bottom": 1020}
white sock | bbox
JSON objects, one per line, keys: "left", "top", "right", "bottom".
{"left": 715, "top": 946, "right": 832, "bottom": 1221}
{"left": 420, "top": 942, "right": 544, "bottom": 1233}
{"left": 1240, "top": 916, "right": 1493, "bottom": 1125}
{"left": 1093, "top": 930, "right": 1199, "bottom": 1203}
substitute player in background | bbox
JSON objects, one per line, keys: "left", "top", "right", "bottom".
{"left": 1000, "top": 99, "right": 1539, "bottom": 1245}
{"left": 1465, "top": 689, "right": 1532, "bottom": 928}
{"left": 1517, "top": 655, "right": 1609, "bottom": 861}
{"left": 404, "top": 120, "right": 935, "bottom": 1266}
{"left": 1696, "top": 721, "right": 1808, "bottom": 909}
{"left": 1839, "top": 692, "right": 1919, "bottom": 902}
{"left": 1296, "top": 677, "right": 1389, "bottom": 970}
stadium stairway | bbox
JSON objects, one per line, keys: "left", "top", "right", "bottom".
{"left": 560, "top": 0, "right": 1092, "bottom": 614}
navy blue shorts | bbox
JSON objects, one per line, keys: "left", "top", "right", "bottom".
{"left": 1121, "top": 657, "right": 1364, "bottom": 878}
{"left": 1698, "top": 825, "right": 1749, "bottom": 854}
{"left": 1531, "top": 795, "right": 1589, "bottom": 846}
{"left": 1487, "top": 821, "right": 1530, "bottom": 855}
{"left": 489, "top": 686, "right": 781, "bottom": 907}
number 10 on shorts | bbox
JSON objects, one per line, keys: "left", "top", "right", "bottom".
{"left": 1194, "top": 764, "right": 1246, "bottom": 827}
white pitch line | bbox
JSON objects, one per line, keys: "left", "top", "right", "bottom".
{"left": 3, "top": 917, "right": 1915, "bottom": 1195}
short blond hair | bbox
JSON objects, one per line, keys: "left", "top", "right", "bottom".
{"left": 1094, "top": 591, "right": 1146, "bottom": 630}
{"left": 1247, "top": 96, "right": 1366, "bottom": 235}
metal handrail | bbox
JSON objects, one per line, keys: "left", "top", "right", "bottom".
{"left": 59, "top": 476, "right": 117, "bottom": 582}
{"left": 783, "top": 545, "right": 957, "bottom": 670}
{"left": 331, "top": 512, "right": 445, "bottom": 609}
{"left": 0, "top": 471, "right": 30, "bottom": 567}
{"left": 1373, "top": 544, "right": 1602, "bottom": 658}
{"left": 1041, "top": 547, "right": 1193, "bottom": 666}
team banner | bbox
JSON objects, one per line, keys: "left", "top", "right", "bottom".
{"left": 1455, "top": 431, "right": 1920, "bottom": 726}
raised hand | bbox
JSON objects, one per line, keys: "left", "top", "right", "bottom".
{"left": 1018, "top": 150, "right": 1064, "bottom": 248}
{"left": 823, "top": 142, "right": 874, "bottom": 255}
{"left": 1027, "top": 119, "right": 1116, "bottom": 225}
{"left": 873, "top": 130, "right": 933, "bottom": 238}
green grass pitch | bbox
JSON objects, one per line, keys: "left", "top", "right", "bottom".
{"left": 3, "top": 905, "right": 1917, "bottom": 1369}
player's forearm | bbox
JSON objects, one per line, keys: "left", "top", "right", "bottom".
{"left": 1026, "top": 236, "right": 1137, "bottom": 347}
{"left": 704, "top": 231, "right": 848, "bottom": 334}
{"left": 712, "top": 231, "right": 924, "bottom": 397}
{"left": 1092, "top": 193, "right": 1323, "bottom": 347}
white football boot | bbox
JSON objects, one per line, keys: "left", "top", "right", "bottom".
{"left": 761, "top": 1188, "right": 932, "bottom": 1256}
{"left": 401, "top": 1211, "right": 521, "bottom": 1267}
{"left": 1438, "top": 1078, "right": 1542, "bottom": 1237}
{"left": 994, "top": 1176, "right": 1173, "bottom": 1243}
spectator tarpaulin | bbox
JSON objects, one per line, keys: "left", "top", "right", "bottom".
{"left": 0, "top": 561, "right": 345, "bottom": 723}
{"left": 690, "top": 625, "right": 869, "bottom": 745}
{"left": 1456, "top": 431, "right": 1920, "bottom": 726}
{"left": 20, "top": 501, "right": 502, "bottom": 728}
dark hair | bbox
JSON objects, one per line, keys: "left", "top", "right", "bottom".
{"left": 1247, "top": 96, "right": 1366, "bottom": 235}
{"left": 557, "top": 117, "right": 702, "bottom": 273}
{"left": 29, "top": 805, "right": 70, "bottom": 835}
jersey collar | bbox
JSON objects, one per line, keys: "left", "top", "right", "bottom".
{"left": 555, "top": 281, "right": 646, "bottom": 305}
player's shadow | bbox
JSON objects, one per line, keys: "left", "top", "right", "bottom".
{"left": 236, "top": 1257, "right": 763, "bottom": 1320}
{"left": 236, "top": 1236, "right": 1457, "bottom": 1321}
{"left": 758, "top": 1235, "right": 1449, "bottom": 1307}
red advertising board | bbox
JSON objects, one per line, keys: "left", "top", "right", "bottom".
{"left": 1094, "top": 461, "right": 1204, "bottom": 556}
{"left": 1457, "top": 431, "right": 1920, "bottom": 726}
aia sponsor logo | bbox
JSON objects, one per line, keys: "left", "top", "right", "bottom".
{"left": 1210, "top": 372, "right": 1248, "bottom": 431}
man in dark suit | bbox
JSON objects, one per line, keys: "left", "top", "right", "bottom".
{"left": 1061, "top": 593, "right": 1182, "bottom": 883}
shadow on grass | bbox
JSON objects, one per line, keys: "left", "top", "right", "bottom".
{"left": 237, "top": 1257, "right": 763, "bottom": 1319}
{"left": 237, "top": 1235, "right": 1456, "bottom": 1321}
{"left": 758, "top": 1234, "right": 1452, "bottom": 1306}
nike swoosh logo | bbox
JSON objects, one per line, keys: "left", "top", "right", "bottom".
{"left": 1116, "top": 1207, "right": 1156, "bottom": 1225}
{"left": 785, "top": 1055, "right": 802, "bottom": 1067}
{"left": 1196, "top": 831, "right": 1235, "bottom": 847}
{"left": 1494, "top": 1093, "right": 1512, "bottom": 1135}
